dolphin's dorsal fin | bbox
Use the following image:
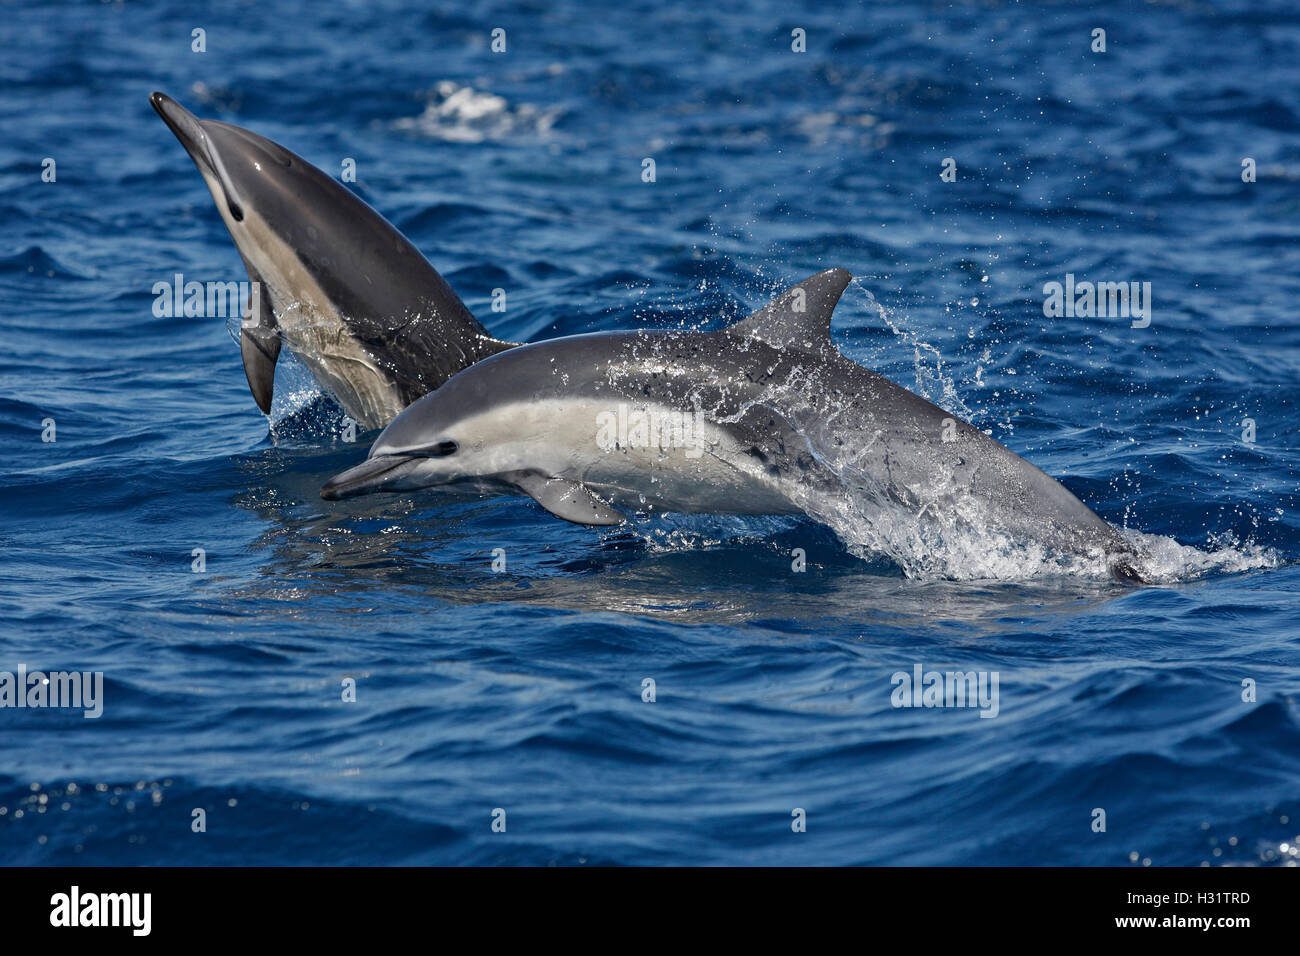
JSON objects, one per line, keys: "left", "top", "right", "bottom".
{"left": 507, "top": 471, "right": 625, "bottom": 526}
{"left": 726, "top": 268, "right": 852, "bottom": 350}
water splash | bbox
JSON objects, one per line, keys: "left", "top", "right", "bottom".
{"left": 223, "top": 313, "right": 345, "bottom": 445}
{"left": 394, "top": 81, "right": 563, "bottom": 143}
{"left": 850, "top": 278, "right": 977, "bottom": 421}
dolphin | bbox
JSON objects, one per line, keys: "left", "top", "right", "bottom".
{"left": 321, "top": 268, "right": 1148, "bottom": 582}
{"left": 150, "top": 92, "right": 514, "bottom": 428}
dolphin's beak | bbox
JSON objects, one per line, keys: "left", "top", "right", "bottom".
{"left": 151, "top": 92, "right": 214, "bottom": 174}
{"left": 150, "top": 90, "right": 246, "bottom": 222}
{"left": 321, "top": 455, "right": 421, "bottom": 501}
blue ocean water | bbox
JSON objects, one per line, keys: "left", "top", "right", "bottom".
{"left": 1, "top": 0, "right": 1298, "bottom": 865}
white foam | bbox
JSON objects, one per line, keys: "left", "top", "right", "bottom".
{"left": 394, "top": 81, "right": 563, "bottom": 143}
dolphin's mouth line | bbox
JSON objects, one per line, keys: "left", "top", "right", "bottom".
{"left": 150, "top": 92, "right": 243, "bottom": 220}
{"left": 151, "top": 92, "right": 211, "bottom": 171}
{"left": 320, "top": 454, "right": 420, "bottom": 501}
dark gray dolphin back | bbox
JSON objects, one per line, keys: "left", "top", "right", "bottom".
{"left": 722, "top": 271, "right": 1142, "bottom": 575}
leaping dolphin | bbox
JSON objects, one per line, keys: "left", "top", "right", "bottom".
{"left": 153, "top": 96, "right": 1145, "bottom": 580}
{"left": 151, "top": 92, "right": 514, "bottom": 428}
{"left": 322, "top": 269, "right": 1148, "bottom": 582}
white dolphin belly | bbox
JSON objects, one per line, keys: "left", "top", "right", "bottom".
{"left": 454, "top": 397, "right": 802, "bottom": 515}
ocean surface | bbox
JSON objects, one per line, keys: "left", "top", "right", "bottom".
{"left": 1, "top": 0, "right": 1298, "bottom": 865}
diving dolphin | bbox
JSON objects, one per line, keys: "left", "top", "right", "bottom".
{"left": 151, "top": 92, "right": 514, "bottom": 427}
{"left": 322, "top": 269, "right": 1148, "bottom": 582}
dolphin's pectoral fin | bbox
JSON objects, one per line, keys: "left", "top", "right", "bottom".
{"left": 240, "top": 320, "right": 280, "bottom": 414}
{"left": 726, "top": 267, "right": 853, "bottom": 350}
{"left": 506, "top": 471, "right": 625, "bottom": 526}
{"left": 236, "top": 256, "right": 281, "bottom": 414}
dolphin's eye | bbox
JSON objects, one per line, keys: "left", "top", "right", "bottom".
{"left": 427, "top": 440, "right": 458, "bottom": 457}
{"left": 228, "top": 200, "right": 244, "bottom": 222}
